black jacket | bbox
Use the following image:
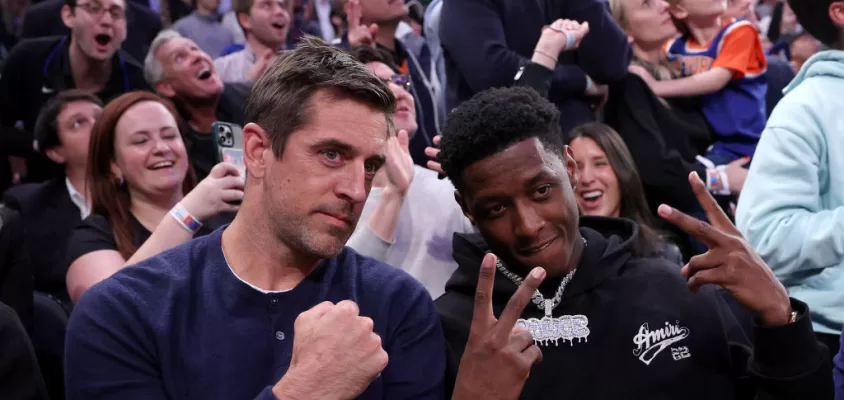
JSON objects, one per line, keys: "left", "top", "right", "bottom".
{"left": 21, "top": 0, "right": 163, "bottom": 63}
{"left": 0, "top": 206, "right": 33, "bottom": 334}
{"left": 4, "top": 177, "right": 82, "bottom": 301}
{"left": 603, "top": 75, "right": 712, "bottom": 216}
{"left": 440, "top": 0, "right": 630, "bottom": 135}
{"left": 0, "top": 302, "right": 48, "bottom": 400}
{"left": 436, "top": 216, "right": 832, "bottom": 399}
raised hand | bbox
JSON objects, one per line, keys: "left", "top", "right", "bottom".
{"left": 181, "top": 162, "right": 244, "bottom": 221}
{"left": 536, "top": 19, "right": 590, "bottom": 56}
{"left": 658, "top": 172, "right": 792, "bottom": 326}
{"left": 273, "top": 301, "right": 388, "bottom": 399}
{"left": 424, "top": 134, "right": 444, "bottom": 175}
{"left": 345, "top": 0, "right": 379, "bottom": 48}
{"left": 384, "top": 130, "right": 414, "bottom": 195}
{"left": 452, "top": 254, "right": 546, "bottom": 400}
{"left": 246, "top": 49, "right": 278, "bottom": 81}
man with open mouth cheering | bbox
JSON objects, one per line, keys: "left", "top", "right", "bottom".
{"left": 0, "top": 0, "right": 148, "bottom": 193}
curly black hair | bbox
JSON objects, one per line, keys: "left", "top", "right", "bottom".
{"left": 439, "top": 86, "right": 563, "bottom": 189}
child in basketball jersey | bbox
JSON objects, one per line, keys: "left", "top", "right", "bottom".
{"left": 628, "top": 0, "right": 768, "bottom": 169}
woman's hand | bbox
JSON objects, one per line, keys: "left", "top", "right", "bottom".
{"left": 181, "top": 162, "right": 245, "bottom": 221}
{"left": 532, "top": 19, "right": 590, "bottom": 69}
{"left": 536, "top": 19, "right": 590, "bottom": 55}
{"left": 424, "top": 135, "right": 445, "bottom": 175}
{"left": 384, "top": 130, "right": 415, "bottom": 195}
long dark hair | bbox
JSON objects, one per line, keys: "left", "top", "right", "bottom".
{"left": 86, "top": 91, "right": 197, "bottom": 259}
{"left": 568, "top": 123, "right": 664, "bottom": 257}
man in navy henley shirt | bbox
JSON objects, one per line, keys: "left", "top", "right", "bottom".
{"left": 64, "top": 36, "right": 446, "bottom": 400}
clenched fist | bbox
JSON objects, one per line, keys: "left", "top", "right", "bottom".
{"left": 273, "top": 301, "right": 389, "bottom": 399}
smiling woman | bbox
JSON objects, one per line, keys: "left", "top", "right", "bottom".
{"left": 568, "top": 123, "right": 681, "bottom": 264}
{"left": 64, "top": 91, "right": 244, "bottom": 303}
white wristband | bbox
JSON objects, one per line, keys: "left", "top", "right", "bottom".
{"left": 715, "top": 165, "right": 731, "bottom": 196}
{"left": 170, "top": 203, "right": 202, "bottom": 234}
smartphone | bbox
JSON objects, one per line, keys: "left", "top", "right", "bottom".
{"left": 212, "top": 121, "right": 246, "bottom": 179}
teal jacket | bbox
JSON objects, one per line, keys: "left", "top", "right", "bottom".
{"left": 736, "top": 50, "right": 844, "bottom": 335}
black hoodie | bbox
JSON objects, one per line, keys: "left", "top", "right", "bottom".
{"left": 436, "top": 216, "right": 831, "bottom": 399}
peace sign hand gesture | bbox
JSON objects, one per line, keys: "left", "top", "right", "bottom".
{"left": 658, "top": 172, "right": 792, "bottom": 326}
{"left": 452, "top": 254, "right": 546, "bottom": 400}
{"left": 346, "top": 0, "right": 379, "bottom": 48}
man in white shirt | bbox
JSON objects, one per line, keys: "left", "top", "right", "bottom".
{"left": 346, "top": 46, "right": 473, "bottom": 299}
{"left": 214, "top": 0, "right": 290, "bottom": 82}
{"left": 2, "top": 90, "right": 103, "bottom": 302}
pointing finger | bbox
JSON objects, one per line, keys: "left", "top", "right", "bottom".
{"left": 658, "top": 203, "right": 726, "bottom": 249}
{"left": 345, "top": 0, "right": 361, "bottom": 30}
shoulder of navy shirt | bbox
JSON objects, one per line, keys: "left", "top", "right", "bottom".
{"left": 65, "top": 228, "right": 447, "bottom": 400}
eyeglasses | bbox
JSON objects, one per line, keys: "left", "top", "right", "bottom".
{"left": 75, "top": 2, "right": 126, "bottom": 21}
{"left": 381, "top": 74, "right": 412, "bottom": 92}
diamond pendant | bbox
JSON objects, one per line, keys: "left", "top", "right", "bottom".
{"left": 515, "top": 313, "right": 590, "bottom": 347}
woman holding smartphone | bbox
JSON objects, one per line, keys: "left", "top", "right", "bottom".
{"left": 65, "top": 91, "right": 243, "bottom": 303}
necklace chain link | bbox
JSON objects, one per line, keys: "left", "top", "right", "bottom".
{"left": 492, "top": 237, "right": 586, "bottom": 313}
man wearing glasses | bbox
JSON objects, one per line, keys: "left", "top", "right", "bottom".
{"left": 0, "top": 0, "right": 148, "bottom": 193}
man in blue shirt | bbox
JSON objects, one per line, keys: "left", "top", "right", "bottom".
{"left": 64, "top": 35, "right": 446, "bottom": 399}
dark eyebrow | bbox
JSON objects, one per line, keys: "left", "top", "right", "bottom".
{"left": 368, "top": 153, "right": 387, "bottom": 169}
{"left": 310, "top": 138, "right": 354, "bottom": 153}
{"left": 525, "top": 170, "right": 553, "bottom": 187}
{"left": 310, "top": 138, "right": 386, "bottom": 165}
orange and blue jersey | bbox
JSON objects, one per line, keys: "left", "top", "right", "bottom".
{"left": 665, "top": 18, "right": 768, "bottom": 159}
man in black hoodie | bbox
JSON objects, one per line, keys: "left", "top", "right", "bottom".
{"left": 435, "top": 86, "right": 832, "bottom": 399}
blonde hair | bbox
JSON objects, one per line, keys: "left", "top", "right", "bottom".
{"left": 609, "top": 0, "right": 680, "bottom": 81}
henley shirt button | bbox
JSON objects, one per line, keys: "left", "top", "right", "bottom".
{"left": 275, "top": 331, "right": 285, "bottom": 341}
{"left": 270, "top": 298, "right": 279, "bottom": 305}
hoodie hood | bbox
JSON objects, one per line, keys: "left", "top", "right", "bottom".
{"left": 784, "top": 50, "right": 844, "bottom": 94}
{"left": 444, "top": 216, "right": 638, "bottom": 306}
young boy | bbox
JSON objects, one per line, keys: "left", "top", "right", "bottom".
{"left": 735, "top": 0, "right": 844, "bottom": 373}
{"left": 628, "top": 0, "right": 767, "bottom": 188}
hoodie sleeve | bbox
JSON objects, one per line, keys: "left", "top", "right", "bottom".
{"left": 717, "top": 293, "right": 831, "bottom": 399}
{"left": 735, "top": 89, "right": 843, "bottom": 280}
{"left": 744, "top": 299, "right": 832, "bottom": 399}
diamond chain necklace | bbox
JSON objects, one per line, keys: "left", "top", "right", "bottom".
{"left": 493, "top": 237, "right": 586, "bottom": 315}
{"left": 490, "top": 237, "right": 591, "bottom": 347}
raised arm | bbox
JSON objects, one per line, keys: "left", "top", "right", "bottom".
{"left": 440, "top": 0, "right": 590, "bottom": 99}
{"left": 347, "top": 131, "right": 413, "bottom": 261}
{"left": 66, "top": 164, "right": 243, "bottom": 302}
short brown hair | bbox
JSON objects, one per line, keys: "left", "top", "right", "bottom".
{"left": 244, "top": 35, "right": 396, "bottom": 158}
{"left": 87, "top": 91, "right": 197, "bottom": 259}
